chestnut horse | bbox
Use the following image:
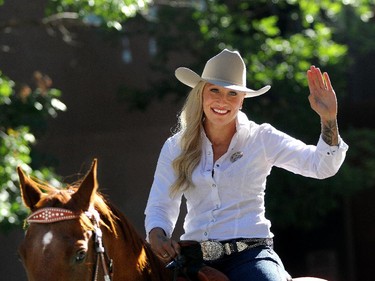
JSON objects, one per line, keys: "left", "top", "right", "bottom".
{"left": 18, "top": 159, "right": 173, "bottom": 281}
{"left": 17, "top": 159, "right": 327, "bottom": 281}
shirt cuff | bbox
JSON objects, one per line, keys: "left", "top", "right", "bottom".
{"left": 145, "top": 220, "right": 173, "bottom": 242}
{"left": 317, "top": 135, "right": 349, "bottom": 156}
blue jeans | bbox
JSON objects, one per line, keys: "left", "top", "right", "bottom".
{"left": 205, "top": 246, "right": 290, "bottom": 281}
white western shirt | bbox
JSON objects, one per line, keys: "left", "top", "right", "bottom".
{"left": 145, "top": 111, "right": 348, "bottom": 241}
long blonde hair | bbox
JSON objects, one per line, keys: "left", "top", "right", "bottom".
{"left": 170, "top": 81, "right": 206, "bottom": 197}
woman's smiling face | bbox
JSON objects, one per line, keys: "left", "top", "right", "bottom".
{"left": 202, "top": 83, "right": 245, "bottom": 128}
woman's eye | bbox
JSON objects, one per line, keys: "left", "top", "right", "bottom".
{"left": 228, "top": 91, "right": 238, "bottom": 96}
{"left": 210, "top": 88, "right": 219, "bottom": 93}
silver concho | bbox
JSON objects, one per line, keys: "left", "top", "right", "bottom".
{"left": 230, "top": 151, "right": 243, "bottom": 163}
{"left": 200, "top": 240, "right": 224, "bottom": 261}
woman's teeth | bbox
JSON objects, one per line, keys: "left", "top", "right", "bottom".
{"left": 213, "top": 108, "right": 228, "bottom": 114}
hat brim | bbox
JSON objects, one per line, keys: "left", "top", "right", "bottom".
{"left": 175, "top": 67, "right": 270, "bottom": 98}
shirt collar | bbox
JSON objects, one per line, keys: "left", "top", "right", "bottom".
{"left": 236, "top": 111, "right": 251, "bottom": 134}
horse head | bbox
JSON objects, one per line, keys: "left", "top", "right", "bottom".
{"left": 17, "top": 159, "right": 111, "bottom": 281}
{"left": 18, "top": 159, "right": 174, "bottom": 281}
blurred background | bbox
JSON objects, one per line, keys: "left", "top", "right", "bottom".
{"left": 0, "top": 0, "right": 374, "bottom": 280}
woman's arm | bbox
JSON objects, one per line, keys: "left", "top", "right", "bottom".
{"left": 307, "top": 65, "right": 339, "bottom": 146}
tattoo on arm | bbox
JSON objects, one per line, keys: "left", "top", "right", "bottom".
{"left": 321, "top": 119, "right": 339, "bottom": 146}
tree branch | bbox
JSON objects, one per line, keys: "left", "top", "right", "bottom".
{"left": 0, "top": 13, "right": 91, "bottom": 45}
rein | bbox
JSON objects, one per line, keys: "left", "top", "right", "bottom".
{"left": 26, "top": 207, "right": 113, "bottom": 281}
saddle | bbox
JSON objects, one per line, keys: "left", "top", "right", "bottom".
{"left": 168, "top": 241, "right": 229, "bottom": 281}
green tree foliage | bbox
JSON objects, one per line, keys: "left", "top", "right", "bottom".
{"left": 0, "top": 71, "right": 66, "bottom": 231}
{"left": 45, "top": 0, "right": 151, "bottom": 30}
{"left": 0, "top": 0, "right": 151, "bottom": 232}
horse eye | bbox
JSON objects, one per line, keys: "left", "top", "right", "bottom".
{"left": 75, "top": 249, "right": 87, "bottom": 263}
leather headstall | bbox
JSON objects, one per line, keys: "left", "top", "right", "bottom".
{"left": 26, "top": 207, "right": 80, "bottom": 223}
{"left": 26, "top": 207, "right": 113, "bottom": 281}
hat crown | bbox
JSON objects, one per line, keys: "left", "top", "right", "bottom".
{"left": 201, "top": 49, "right": 246, "bottom": 88}
{"left": 174, "top": 48, "right": 271, "bottom": 98}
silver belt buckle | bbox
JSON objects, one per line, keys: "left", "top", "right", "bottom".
{"left": 236, "top": 241, "right": 249, "bottom": 252}
{"left": 223, "top": 241, "right": 249, "bottom": 255}
{"left": 200, "top": 240, "right": 224, "bottom": 261}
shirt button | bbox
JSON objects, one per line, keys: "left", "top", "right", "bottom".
{"left": 216, "top": 164, "right": 220, "bottom": 167}
{"left": 204, "top": 232, "right": 208, "bottom": 236}
{"left": 212, "top": 184, "right": 216, "bottom": 188}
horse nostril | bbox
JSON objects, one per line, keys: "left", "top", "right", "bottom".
{"left": 75, "top": 249, "right": 87, "bottom": 263}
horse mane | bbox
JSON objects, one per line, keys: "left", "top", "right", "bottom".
{"left": 104, "top": 201, "right": 169, "bottom": 278}
{"left": 29, "top": 178, "right": 118, "bottom": 236}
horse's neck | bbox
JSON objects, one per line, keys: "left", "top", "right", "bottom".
{"left": 102, "top": 206, "right": 172, "bottom": 281}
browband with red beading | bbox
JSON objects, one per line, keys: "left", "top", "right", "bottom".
{"left": 26, "top": 207, "right": 80, "bottom": 223}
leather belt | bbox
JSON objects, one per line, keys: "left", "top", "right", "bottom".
{"left": 200, "top": 238, "right": 273, "bottom": 261}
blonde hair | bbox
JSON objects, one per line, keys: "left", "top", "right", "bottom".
{"left": 170, "top": 81, "right": 206, "bottom": 196}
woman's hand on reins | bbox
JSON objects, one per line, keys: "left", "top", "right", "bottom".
{"left": 149, "top": 227, "right": 180, "bottom": 261}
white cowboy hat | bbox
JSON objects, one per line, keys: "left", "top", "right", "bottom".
{"left": 175, "top": 49, "right": 271, "bottom": 98}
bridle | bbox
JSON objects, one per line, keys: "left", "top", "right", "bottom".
{"left": 26, "top": 207, "right": 113, "bottom": 281}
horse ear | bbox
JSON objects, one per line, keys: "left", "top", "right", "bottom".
{"left": 17, "top": 166, "right": 43, "bottom": 211}
{"left": 70, "top": 159, "right": 98, "bottom": 211}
